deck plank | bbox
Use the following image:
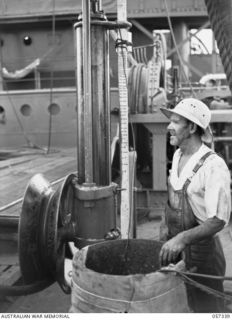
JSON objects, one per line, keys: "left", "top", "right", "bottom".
{"left": 0, "top": 148, "right": 77, "bottom": 215}
{"left": 0, "top": 158, "right": 77, "bottom": 204}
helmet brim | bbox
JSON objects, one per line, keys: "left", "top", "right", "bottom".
{"left": 160, "top": 107, "right": 213, "bottom": 144}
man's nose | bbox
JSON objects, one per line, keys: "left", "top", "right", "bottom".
{"left": 167, "top": 122, "right": 172, "bottom": 131}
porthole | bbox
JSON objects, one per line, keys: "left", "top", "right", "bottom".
{"left": 20, "top": 104, "right": 32, "bottom": 116}
{"left": 0, "top": 106, "right": 6, "bottom": 124}
{"left": 48, "top": 103, "right": 60, "bottom": 115}
{"left": 23, "top": 36, "right": 32, "bottom": 46}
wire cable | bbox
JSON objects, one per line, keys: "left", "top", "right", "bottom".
{"left": 47, "top": 0, "right": 56, "bottom": 154}
{"left": 160, "top": 268, "right": 232, "bottom": 302}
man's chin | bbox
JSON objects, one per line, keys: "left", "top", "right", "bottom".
{"left": 169, "top": 138, "right": 177, "bottom": 146}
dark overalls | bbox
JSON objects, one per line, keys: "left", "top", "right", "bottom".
{"left": 165, "top": 151, "right": 226, "bottom": 313}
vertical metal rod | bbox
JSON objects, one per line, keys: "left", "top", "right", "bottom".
{"left": 0, "top": 42, "right": 4, "bottom": 90}
{"left": 82, "top": 0, "right": 93, "bottom": 183}
{"left": 212, "top": 31, "right": 217, "bottom": 74}
{"left": 76, "top": 26, "right": 85, "bottom": 183}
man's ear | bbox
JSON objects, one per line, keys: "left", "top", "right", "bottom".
{"left": 189, "top": 122, "right": 197, "bottom": 134}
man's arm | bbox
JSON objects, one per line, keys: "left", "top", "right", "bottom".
{"left": 181, "top": 216, "right": 225, "bottom": 245}
{"left": 159, "top": 216, "right": 225, "bottom": 266}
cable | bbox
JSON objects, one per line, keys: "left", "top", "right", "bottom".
{"left": 46, "top": 0, "right": 56, "bottom": 154}
{"left": 160, "top": 268, "right": 232, "bottom": 302}
{"left": 6, "top": 94, "right": 45, "bottom": 150}
{"left": 160, "top": 268, "right": 232, "bottom": 281}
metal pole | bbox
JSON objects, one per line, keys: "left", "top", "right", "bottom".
{"left": 82, "top": 0, "right": 93, "bottom": 183}
{"left": 212, "top": 31, "right": 217, "bottom": 74}
{"left": 0, "top": 41, "right": 4, "bottom": 90}
{"left": 91, "top": 19, "right": 111, "bottom": 186}
{"left": 76, "top": 25, "right": 85, "bottom": 184}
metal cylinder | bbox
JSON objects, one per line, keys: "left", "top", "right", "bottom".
{"left": 91, "top": 22, "right": 111, "bottom": 186}
{"left": 73, "top": 183, "right": 117, "bottom": 248}
{"left": 171, "top": 21, "right": 190, "bottom": 83}
{"left": 75, "top": 11, "right": 111, "bottom": 186}
{"left": 76, "top": 24, "right": 85, "bottom": 184}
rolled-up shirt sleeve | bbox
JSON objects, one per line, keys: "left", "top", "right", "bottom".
{"left": 203, "top": 157, "right": 231, "bottom": 224}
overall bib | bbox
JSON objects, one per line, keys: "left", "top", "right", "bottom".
{"left": 165, "top": 151, "right": 226, "bottom": 313}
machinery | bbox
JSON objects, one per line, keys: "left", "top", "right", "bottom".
{"left": 0, "top": 0, "right": 232, "bottom": 299}
{"left": 15, "top": 0, "right": 131, "bottom": 295}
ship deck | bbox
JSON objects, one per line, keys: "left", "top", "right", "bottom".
{"left": 0, "top": 146, "right": 77, "bottom": 212}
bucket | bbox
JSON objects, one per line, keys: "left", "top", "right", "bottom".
{"left": 70, "top": 239, "right": 189, "bottom": 313}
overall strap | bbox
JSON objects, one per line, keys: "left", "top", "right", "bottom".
{"left": 183, "top": 151, "right": 215, "bottom": 192}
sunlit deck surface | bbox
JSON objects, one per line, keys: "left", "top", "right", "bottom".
{"left": 0, "top": 147, "right": 77, "bottom": 290}
{"left": 0, "top": 146, "right": 77, "bottom": 214}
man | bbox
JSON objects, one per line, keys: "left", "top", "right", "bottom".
{"left": 159, "top": 98, "right": 231, "bottom": 313}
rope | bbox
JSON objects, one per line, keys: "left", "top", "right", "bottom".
{"left": 5, "top": 94, "right": 44, "bottom": 150}
{"left": 204, "top": 0, "right": 232, "bottom": 94}
{"left": 160, "top": 269, "right": 232, "bottom": 302}
{"left": 179, "top": 271, "right": 232, "bottom": 282}
{"left": 180, "top": 273, "right": 232, "bottom": 302}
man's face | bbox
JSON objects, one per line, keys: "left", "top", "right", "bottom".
{"left": 167, "top": 113, "right": 191, "bottom": 147}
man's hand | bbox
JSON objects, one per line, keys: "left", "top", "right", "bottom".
{"left": 159, "top": 233, "right": 186, "bottom": 266}
{"left": 159, "top": 217, "right": 225, "bottom": 266}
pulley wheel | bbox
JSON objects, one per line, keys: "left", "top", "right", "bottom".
{"left": 50, "top": 174, "right": 76, "bottom": 293}
{"left": 19, "top": 173, "right": 77, "bottom": 293}
{"left": 57, "top": 173, "right": 77, "bottom": 227}
{"left": 18, "top": 174, "right": 55, "bottom": 287}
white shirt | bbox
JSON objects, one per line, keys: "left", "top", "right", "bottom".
{"left": 169, "top": 143, "right": 231, "bottom": 224}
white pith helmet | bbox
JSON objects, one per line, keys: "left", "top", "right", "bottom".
{"left": 160, "top": 98, "right": 213, "bottom": 143}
